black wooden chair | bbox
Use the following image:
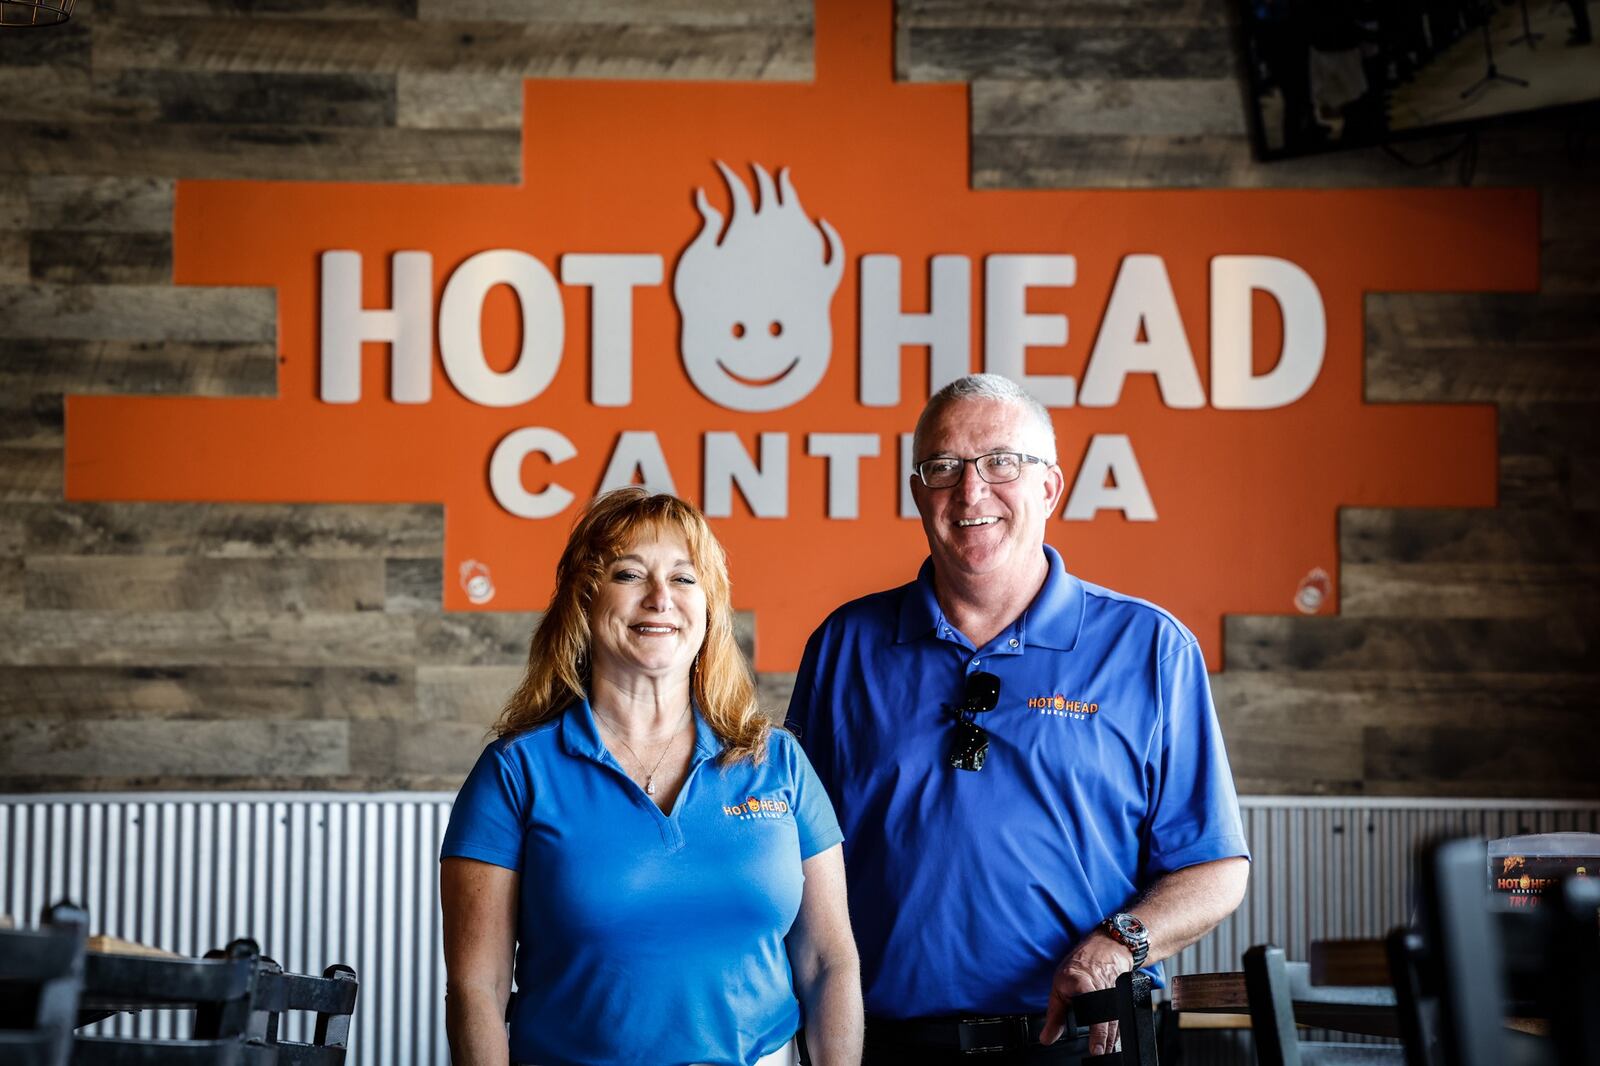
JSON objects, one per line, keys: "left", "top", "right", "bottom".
{"left": 1383, "top": 928, "right": 1435, "bottom": 1066}
{"left": 0, "top": 902, "right": 89, "bottom": 1066}
{"left": 1546, "top": 876, "right": 1600, "bottom": 1066}
{"left": 1073, "top": 969, "right": 1160, "bottom": 1066}
{"left": 246, "top": 958, "right": 358, "bottom": 1065}
{"left": 1393, "top": 837, "right": 1599, "bottom": 1066}
{"left": 71, "top": 937, "right": 264, "bottom": 1065}
{"left": 1242, "top": 944, "right": 1403, "bottom": 1066}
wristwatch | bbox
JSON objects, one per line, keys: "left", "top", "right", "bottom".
{"left": 1101, "top": 912, "right": 1150, "bottom": 969}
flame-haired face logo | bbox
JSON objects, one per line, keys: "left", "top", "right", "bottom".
{"left": 673, "top": 162, "right": 844, "bottom": 412}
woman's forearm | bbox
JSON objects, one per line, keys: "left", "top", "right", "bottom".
{"left": 800, "top": 961, "right": 864, "bottom": 1066}
{"left": 445, "top": 984, "right": 512, "bottom": 1066}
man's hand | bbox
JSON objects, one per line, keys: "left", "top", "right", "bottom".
{"left": 1038, "top": 931, "right": 1133, "bottom": 1056}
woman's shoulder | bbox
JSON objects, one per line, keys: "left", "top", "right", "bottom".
{"left": 744, "top": 726, "right": 809, "bottom": 780}
{"left": 764, "top": 725, "right": 801, "bottom": 757}
{"left": 485, "top": 716, "right": 564, "bottom": 762}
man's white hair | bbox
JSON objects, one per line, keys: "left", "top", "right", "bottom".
{"left": 912, "top": 374, "right": 1057, "bottom": 463}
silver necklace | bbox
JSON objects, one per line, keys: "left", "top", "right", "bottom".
{"left": 596, "top": 704, "right": 690, "bottom": 796}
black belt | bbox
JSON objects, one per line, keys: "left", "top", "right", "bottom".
{"left": 868, "top": 1013, "right": 1052, "bottom": 1054}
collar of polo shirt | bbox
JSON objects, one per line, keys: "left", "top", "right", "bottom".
{"left": 560, "top": 695, "right": 725, "bottom": 767}
{"left": 894, "top": 544, "right": 1086, "bottom": 652}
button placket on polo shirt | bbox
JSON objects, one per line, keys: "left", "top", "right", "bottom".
{"left": 575, "top": 702, "right": 724, "bottom": 854}
{"left": 655, "top": 737, "right": 726, "bottom": 852}
{"left": 653, "top": 754, "right": 715, "bottom": 852}
{"left": 939, "top": 621, "right": 1026, "bottom": 675}
{"left": 579, "top": 743, "right": 685, "bottom": 851}
{"left": 967, "top": 628, "right": 1027, "bottom": 675}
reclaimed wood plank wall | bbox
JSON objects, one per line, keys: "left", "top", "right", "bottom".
{"left": 0, "top": 0, "right": 1594, "bottom": 796}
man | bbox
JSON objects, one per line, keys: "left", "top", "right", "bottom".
{"left": 788, "top": 374, "right": 1250, "bottom": 1063}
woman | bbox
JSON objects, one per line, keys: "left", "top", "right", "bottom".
{"left": 441, "top": 488, "right": 862, "bottom": 1066}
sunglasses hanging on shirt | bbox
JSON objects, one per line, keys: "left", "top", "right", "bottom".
{"left": 948, "top": 671, "right": 1001, "bottom": 772}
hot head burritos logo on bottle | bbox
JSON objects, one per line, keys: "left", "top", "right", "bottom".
{"left": 63, "top": 0, "right": 1539, "bottom": 671}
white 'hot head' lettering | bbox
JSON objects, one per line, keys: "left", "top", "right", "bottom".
{"left": 673, "top": 162, "right": 844, "bottom": 412}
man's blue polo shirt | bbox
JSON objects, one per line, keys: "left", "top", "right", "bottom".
{"left": 787, "top": 545, "right": 1248, "bottom": 1019}
{"left": 441, "top": 698, "right": 842, "bottom": 1066}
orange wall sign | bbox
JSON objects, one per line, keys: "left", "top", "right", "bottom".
{"left": 65, "top": 0, "right": 1539, "bottom": 671}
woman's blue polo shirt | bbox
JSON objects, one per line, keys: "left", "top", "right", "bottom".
{"left": 441, "top": 698, "right": 842, "bottom": 1066}
{"left": 788, "top": 545, "right": 1249, "bottom": 1019}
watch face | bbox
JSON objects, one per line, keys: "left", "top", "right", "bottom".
{"left": 1116, "top": 913, "right": 1147, "bottom": 939}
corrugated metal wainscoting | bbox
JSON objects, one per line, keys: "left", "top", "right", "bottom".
{"left": 1, "top": 795, "right": 453, "bottom": 1065}
{"left": 3, "top": 794, "right": 1597, "bottom": 1066}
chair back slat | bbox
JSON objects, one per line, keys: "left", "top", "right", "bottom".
{"left": 0, "top": 935, "right": 84, "bottom": 983}
{"left": 282, "top": 969, "right": 359, "bottom": 1017}
{"left": 1420, "top": 839, "right": 1509, "bottom": 1066}
{"left": 1383, "top": 930, "right": 1433, "bottom": 1066}
{"left": 1244, "top": 944, "right": 1304, "bottom": 1066}
{"left": 1072, "top": 970, "right": 1157, "bottom": 1066}
{"left": 83, "top": 953, "right": 256, "bottom": 1006}
{"left": 71, "top": 939, "right": 262, "bottom": 1065}
{"left": 1113, "top": 970, "right": 1158, "bottom": 1066}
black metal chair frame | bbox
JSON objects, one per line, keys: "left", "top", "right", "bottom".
{"left": 1548, "top": 876, "right": 1600, "bottom": 1066}
{"left": 71, "top": 937, "right": 265, "bottom": 1065}
{"left": 1071, "top": 969, "right": 1160, "bottom": 1066}
{"left": 1396, "top": 837, "right": 1600, "bottom": 1066}
{"left": 1243, "top": 943, "right": 1404, "bottom": 1066}
{"left": 246, "top": 957, "right": 358, "bottom": 1065}
{"left": 0, "top": 901, "right": 89, "bottom": 1066}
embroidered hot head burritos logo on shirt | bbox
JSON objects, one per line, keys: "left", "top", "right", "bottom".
{"left": 61, "top": 0, "right": 1538, "bottom": 675}
{"left": 1029, "top": 694, "right": 1099, "bottom": 720}
{"left": 724, "top": 795, "right": 791, "bottom": 820}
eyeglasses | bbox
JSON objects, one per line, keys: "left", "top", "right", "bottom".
{"left": 948, "top": 671, "right": 1001, "bottom": 772}
{"left": 915, "top": 452, "right": 1049, "bottom": 489}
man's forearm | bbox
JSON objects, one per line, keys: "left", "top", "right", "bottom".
{"left": 1125, "top": 856, "right": 1249, "bottom": 963}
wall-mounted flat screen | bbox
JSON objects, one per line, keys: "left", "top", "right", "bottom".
{"left": 1239, "top": 0, "right": 1600, "bottom": 160}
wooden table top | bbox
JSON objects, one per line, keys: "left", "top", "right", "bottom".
{"left": 86, "top": 934, "right": 182, "bottom": 959}
{"left": 1170, "top": 942, "right": 1548, "bottom": 1038}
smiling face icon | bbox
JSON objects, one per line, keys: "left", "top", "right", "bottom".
{"left": 673, "top": 162, "right": 844, "bottom": 412}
